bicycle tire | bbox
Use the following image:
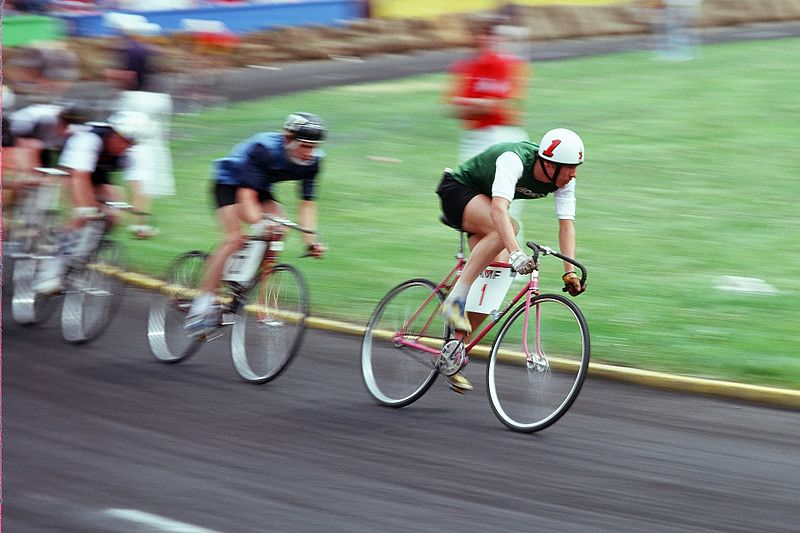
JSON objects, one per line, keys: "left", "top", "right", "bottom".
{"left": 147, "top": 251, "right": 207, "bottom": 363}
{"left": 10, "top": 221, "right": 64, "bottom": 326}
{"left": 230, "top": 263, "right": 308, "bottom": 384}
{"left": 361, "top": 279, "right": 444, "bottom": 408}
{"left": 10, "top": 255, "right": 61, "bottom": 326}
{"left": 61, "top": 239, "right": 127, "bottom": 344}
{"left": 487, "top": 293, "right": 590, "bottom": 433}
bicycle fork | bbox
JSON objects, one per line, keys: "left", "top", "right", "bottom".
{"left": 522, "top": 282, "right": 548, "bottom": 373}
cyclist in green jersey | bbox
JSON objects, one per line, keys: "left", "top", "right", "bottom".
{"left": 435, "top": 128, "right": 586, "bottom": 391}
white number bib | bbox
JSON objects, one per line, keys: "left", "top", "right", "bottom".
{"left": 465, "top": 263, "right": 516, "bottom": 314}
{"left": 222, "top": 240, "right": 267, "bottom": 282}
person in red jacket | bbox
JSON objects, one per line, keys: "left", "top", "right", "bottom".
{"left": 447, "top": 17, "right": 531, "bottom": 259}
{"left": 448, "top": 19, "right": 529, "bottom": 160}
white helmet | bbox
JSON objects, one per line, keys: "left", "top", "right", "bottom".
{"left": 107, "top": 110, "right": 153, "bottom": 142}
{"left": 538, "top": 128, "right": 585, "bottom": 165}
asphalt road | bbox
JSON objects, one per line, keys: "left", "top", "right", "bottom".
{"left": 3, "top": 284, "right": 799, "bottom": 532}
{"left": 5, "top": 21, "right": 800, "bottom": 532}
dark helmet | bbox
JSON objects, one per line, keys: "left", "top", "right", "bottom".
{"left": 58, "top": 103, "right": 91, "bottom": 125}
{"left": 283, "top": 112, "right": 326, "bottom": 143}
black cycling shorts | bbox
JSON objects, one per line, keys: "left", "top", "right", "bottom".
{"left": 213, "top": 182, "right": 274, "bottom": 209}
{"left": 436, "top": 172, "right": 481, "bottom": 231}
{"left": 2, "top": 116, "right": 14, "bottom": 147}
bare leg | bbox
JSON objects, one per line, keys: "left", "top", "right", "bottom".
{"left": 457, "top": 194, "right": 518, "bottom": 290}
{"left": 199, "top": 204, "right": 244, "bottom": 294}
{"left": 129, "top": 180, "right": 151, "bottom": 224}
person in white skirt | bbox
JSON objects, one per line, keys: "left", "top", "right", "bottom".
{"left": 105, "top": 12, "right": 176, "bottom": 238}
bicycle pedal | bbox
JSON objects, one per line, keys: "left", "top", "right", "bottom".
{"left": 439, "top": 339, "right": 467, "bottom": 376}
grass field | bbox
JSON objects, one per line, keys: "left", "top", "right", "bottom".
{"left": 119, "top": 37, "right": 800, "bottom": 389}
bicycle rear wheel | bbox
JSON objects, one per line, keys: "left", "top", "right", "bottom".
{"left": 61, "top": 239, "right": 127, "bottom": 344}
{"left": 9, "top": 213, "right": 63, "bottom": 326}
{"left": 231, "top": 263, "right": 308, "bottom": 383}
{"left": 361, "top": 279, "right": 444, "bottom": 407}
{"left": 147, "top": 251, "right": 207, "bottom": 363}
{"left": 487, "top": 293, "right": 590, "bottom": 433}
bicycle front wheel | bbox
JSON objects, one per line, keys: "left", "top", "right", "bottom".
{"left": 231, "top": 263, "right": 308, "bottom": 384}
{"left": 61, "top": 240, "right": 127, "bottom": 344}
{"left": 10, "top": 216, "right": 62, "bottom": 326}
{"left": 487, "top": 293, "right": 590, "bottom": 433}
{"left": 361, "top": 279, "right": 444, "bottom": 407}
{"left": 147, "top": 251, "right": 207, "bottom": 363}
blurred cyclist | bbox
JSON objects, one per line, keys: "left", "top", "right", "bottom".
{"left": 435, "top": 128, "right": 587, "bottom": 392}
{"left": 58, "top": 110, "right": 152, "bottom": 219}
{"left": 32, "top": 110, "right": 152, "bottom": 293}
{"left": 185, "top": 112, "right": 327, "bottom": 336}
{"left": 2, "top": 85, "right": 25, "bottom": 204}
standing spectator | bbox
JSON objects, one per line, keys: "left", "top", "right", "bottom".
{"left": 652, "top": 0, "right": 702, "bottom": 60}
{"left": 10, "top": 0, "right": 50, "bottom": 14}
{"left": 6, "top": 42, "right": 80, "bottom": 103}
{"left": 104, "top": 13, "right": 175, "bottom": 238}
{"left": 446, "top": 16, "right": 530, "bottom": 259}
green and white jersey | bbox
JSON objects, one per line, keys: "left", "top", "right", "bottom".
{"left": 450, "top": 141, "right": 576, "bottom": 220}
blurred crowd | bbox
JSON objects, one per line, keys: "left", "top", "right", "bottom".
{"left": 6, "top": 0, "right": 255, "bottom": 15}
{"left": 3, "top": 12, "right": 176, "bottom": 239}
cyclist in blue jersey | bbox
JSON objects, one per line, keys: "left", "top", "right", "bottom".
{"left": 185, "top": 112, "right": 327, "bottom": 335}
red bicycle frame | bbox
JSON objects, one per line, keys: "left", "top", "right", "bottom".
{"left": 393, "top": 254, "right": 542, "bottom": 364}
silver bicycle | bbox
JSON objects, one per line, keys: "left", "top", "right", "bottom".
{"left": 147, "top": 215, "right": 313, "bottom": 384}
{"left": 10, "top": 168, "right": 129, "bottom": 344}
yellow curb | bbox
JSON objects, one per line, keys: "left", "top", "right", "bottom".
{"left": 120, "top": 270, "right": 800, "bottom": 410}
{"left": 588, "top": 362, "right": 800, "bottom": 410}
{"left": 119, "top": 272, "right": 167, "bottom": 290}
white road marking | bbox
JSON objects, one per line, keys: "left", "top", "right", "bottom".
{"left": 104, "top": 509, "right": 222, "bottom": 533}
